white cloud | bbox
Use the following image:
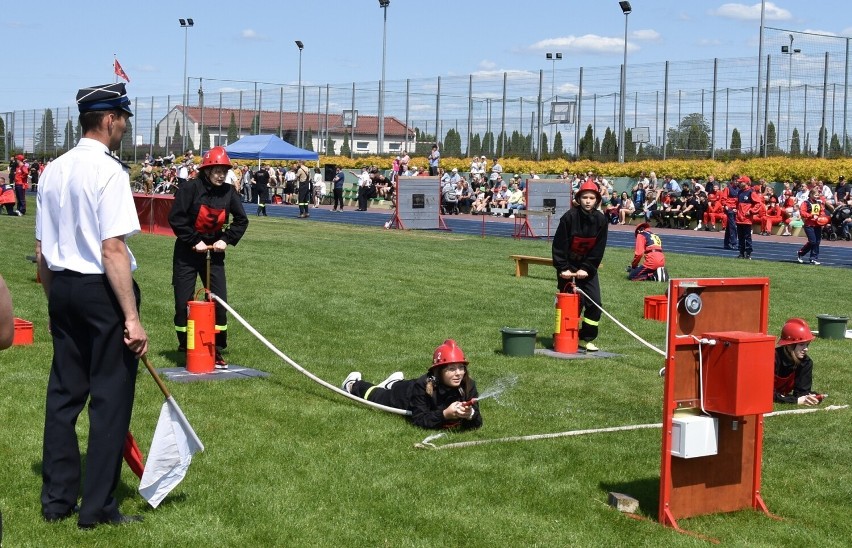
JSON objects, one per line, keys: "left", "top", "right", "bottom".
{"left": 240, "top": 29, "right": 268, "bottom": 40}
{"left": 710, "top": 2, "right": 792, "bottom": 22}
{"left": 677, "top": 12, "right": 691, "bottom": 21}
{"left": 479, "top": 60, "right": 496, "bottom": 70}
{"left": 843, "top": 27, "right": 852, "bottom": 36}
{"left": 630, "top": 29, "right": 661, "bottom": 42}
{"left": 471, "top": 68, "right": 537, "bottom": 78}
{"left": 697, "top": 38, "right": 723, "bottom": 47}
{"left": 800, "top": 29, "right": 838, "bottom": 37}
{"left": 529, "top": 34, "right": 638, "bottom": 55}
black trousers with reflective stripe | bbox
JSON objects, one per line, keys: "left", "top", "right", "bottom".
{"left": 41, "top": 271, "right": 140, "bottom": 524}
{"left": 172, "top": 242, "right": 228, "bottom": 349}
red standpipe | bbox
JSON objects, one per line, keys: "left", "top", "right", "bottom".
{"left": 554, "top": 291, "right": 580, "bottom": 354}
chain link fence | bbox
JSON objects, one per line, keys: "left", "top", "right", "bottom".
{"left": 3, "top": 28, "right": 850, "bottom": 164}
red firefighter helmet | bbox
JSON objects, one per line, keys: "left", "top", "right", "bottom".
{"left": 816, "top": 215, "right": 830, "bottom": 226}
{"left": 574, "top": 180, "right": 601, "bottom": 204}
{"left": 431, "top": 339, "right": 468, "bottom": 371}
{"left": 634, "top": 222, "right": 651, "bottom": 236}
{"left": 777, "top": 318, "right": 814, "bottom": 347}
{"left": 200, "top": 146, "right": 232, "bottom": 169}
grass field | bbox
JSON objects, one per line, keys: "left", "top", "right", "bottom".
{"left": 0, "top": 208, "right": 850, "bottom": 547}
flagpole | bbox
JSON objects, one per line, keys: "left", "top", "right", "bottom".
{"left": 141, "top": 354, "right": 173, "bottom": 399}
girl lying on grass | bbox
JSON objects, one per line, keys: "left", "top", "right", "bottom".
{"left": 342, "top": 339, "right": 482, "bottom": 430}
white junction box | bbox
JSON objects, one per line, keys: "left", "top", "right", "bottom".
{"left": 671, "top": 415, "right": 719, "bottom": 459}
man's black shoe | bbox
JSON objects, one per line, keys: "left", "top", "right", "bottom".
{"left": 43, "top": 505, "right": 78, "bottom": 522}
{"left": 78, "top": 513, "right": 144, "bottom": 530}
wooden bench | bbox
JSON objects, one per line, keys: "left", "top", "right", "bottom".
{"left": 510, "top": 254, "right": 553, "bottom": 277}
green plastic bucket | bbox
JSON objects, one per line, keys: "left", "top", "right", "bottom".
{"left": 501, "top": 328, "right": 537, "bottom": 356}
{"left": 816, "top": 315, "right": 849, "bottom": 340}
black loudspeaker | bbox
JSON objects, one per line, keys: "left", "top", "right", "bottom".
{"left": 324, "top": 164, "right": 337, "bottom": 182}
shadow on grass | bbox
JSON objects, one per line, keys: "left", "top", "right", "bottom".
{"left": 599, "top": 476, "right": 660, "bottom": 518}
{"left": 30, "top": 458, "right": 149, "bottom": 508}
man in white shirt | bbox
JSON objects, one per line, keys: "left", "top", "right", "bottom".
{"left": 36, "top": 82, "right": 147, "bottom": 529}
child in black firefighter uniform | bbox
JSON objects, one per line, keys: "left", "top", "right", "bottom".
{"left": 342, "top": 339, "right": 482, "bottom": 430}
{"left": 169, "top": 146, "right": 248, "bottom": 368}
{"left": 774, "top": 318, "right": 824, "bottom": 405}
{"left": 552, "top": 181, "right": 608, "bottom": 351}
{"left": 628, "top": 222, "right": 667, "bottom": 281}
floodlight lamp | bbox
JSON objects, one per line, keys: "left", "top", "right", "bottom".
{"left": 187, "top": 18, "right": 194, "bottom": 26}
{"left": 546, "top": 53, "right": 553, "bottom": 60}
{"left": 295, "top": 40, "right": 304, "bottom": 50}
{"left": 619, "top": 1, "right": 632, "bottom": 14}
{"left": 179, "top": 18, "right": 186, "bottom": 25}
{"left": 556, "top": 52, "right": 563, "bottom": 59}
{"left": 781, "top": 45, "right": 790, "bottom": 53}
{"left": 378, "top": 0, "right": 390, "bottom": 7}
{"left": 794, "top": 48, "right": 801, "bottom": 53}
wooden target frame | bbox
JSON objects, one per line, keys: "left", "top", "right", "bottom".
{"left": 659, "top": 277, "right": 775, "bottom": 532}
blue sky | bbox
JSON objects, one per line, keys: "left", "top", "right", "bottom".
{"left": 4, "top": 1, "right": 850, "bottom": 113}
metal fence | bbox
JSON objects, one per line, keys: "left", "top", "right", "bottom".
{"left": 3, "top": 27, "right": 850, "bottom": 163}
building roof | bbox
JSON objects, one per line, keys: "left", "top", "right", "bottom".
{"left": 177, "top": 106, "right": 413, "bottom": 138}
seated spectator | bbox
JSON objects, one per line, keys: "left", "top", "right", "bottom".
{"left": 641, "top": 193, "right": 657, "bottom": 222}
{"left": 506, "top": 184, "right": 526, "bottom": 218}
{"left": 676, "top": 192, "right": 700, "bottom": 229}
{"left": 457, "top": 180, "right": 472, "bottom": 213}
{"left": 703, "top": 193, "right": 725, "bottom": 231}
{"left": 491, "top": 184, "right": 509, "bottom": 214}
{"left": 470, "top": 185, "right": 491, "bottom": 215}
{"left": 757, "top": 195, "right": 784, "bottom": 235}
{"left": 441, "top": 178, "right": 459, "bottom": 215}
{"left": 618, "top": 192, "right": 636, "bottom": 224}
{"left": 653, "top": 192, "right": 673, "bottom": 228}
{"left": 604, "top": 193, "right": 621, "bottom": 224}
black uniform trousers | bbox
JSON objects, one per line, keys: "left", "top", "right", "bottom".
{"left": 333, "top": 187, "right": 344, "bottom": 210}
{"left": 41, "top": 271, "right": 140, "bottom": 524}
{"left": 558, "top": 275, "right": 602, "bottom": 342}
{"left": 357, "top": 187, "right": 370, "bottom": 210}
{"left": 172, "top": 242, "right": 228, "bottom": 350}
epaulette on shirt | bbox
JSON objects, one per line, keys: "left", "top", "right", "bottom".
{"left": 105, "top": 151, "right": 131, "bottom": 172}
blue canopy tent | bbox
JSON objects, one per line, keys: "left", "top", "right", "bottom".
{"left": 225, "top": 134, "right": 319, "bottom": 164}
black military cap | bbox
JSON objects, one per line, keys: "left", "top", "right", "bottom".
{"left": 76, "top": 83, "right": 133, "bottom": 116}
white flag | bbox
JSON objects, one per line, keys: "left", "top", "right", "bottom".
{"left": 139, "top": 397, "right": 204, "bottom": 508}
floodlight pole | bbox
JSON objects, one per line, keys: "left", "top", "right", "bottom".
{"left": 378, "top": 0, "right": 390, "bottom": 156}
{"left": 618, "top": 2, "right": 631, "bottom": 163}
{"left": 179, "top": 18, "right": 194, "bottom": 153}
{"left": 296, "top": 40, "right": 304, "bottom": 148}
{"left": 782, "top": 35, "right": 801, "bottom": 153}
{"left": 546, "top": 52, "right": 562, "bottom": 151}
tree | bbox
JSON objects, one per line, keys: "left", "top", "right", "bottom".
{"left": 601, "top": 127, "right": 616, "bottom": 159}
{"left": 251, "top": 114, "right": 261, "bottom": 135}
{"left": 63, "top": 119, "right": 74, "bottom": 150}
{"left": 172, "top": 121, "right": 182, "bottom": 153}
{"left": 622, "top": 128, "right": 634, "bottom": 161}
{"left": 325, "top": 135, "right": 336, "bottom": 155}
{"left": 579, "top": 124, "right": 595, "bottom": 159}
{"left": 304, "top": 129, "right": 314, "bottom": 151}
{"left": 829, "top": 133, "right": 842, "bottom": 158}
{"left": 509, "top": 130, "right": 523, "bottom": 157}
{"left": 341, "top": 133, "right": 351, "bottom": 157}
{"left": 227, "top": 113, "right": 239, "bottom": 145}
{"left": 35, "top": 109, "right": 58, "bottom": 156}
{"left": 817, "top": 126, "right": 828, "bottom": 157}
{"left": 154, "top": 125, "right": 161, "bottom": 149}
{"left": 443, "top": 128, "right": 462, "bottom": 157}
{"left": 413, "top": 127, "right": 436, "bottom": 155}
{"left": 121, "top": 117, "right": 134, "bottom": 154}
{"left": 593, "top": 137, "right": 601, "bottom": 156}
{"left": 730, "top": 128, "right": 742, "bottom": 156}
{"left": 666, "top": 113, "right": 711, "bottom": 158}
{"left": 766, "top": 121, "right": 777, "bottom": 155}
{"left": 481, "top": 131, "right": 494, "bottom": 158}
{"left": 202, "top": 126, "right": 211, "bottom": 151}
{"left": 496, "top": 130, "right": 508, "bottom": 158}
{"left": 539, "top": 132, "right": 549, "bottom": 158}
{"left": 470, "top": 133, "right": 481, "bottom": 157}
{"left": 790, "top": 128, "right": 801, "bottom": 156}
{"left": 552, "top": 130, "right": 564, "bottom": 158}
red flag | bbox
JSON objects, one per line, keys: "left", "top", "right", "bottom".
{"left": 124, "top": 431, "right": 145, "bottom": 479}
{"left": 114, "top": 58, "right": 130, "bottom": 82}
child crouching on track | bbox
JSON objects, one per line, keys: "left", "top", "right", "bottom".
{"left": 342, "top": 339, "right": 482, "bottom": 430}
